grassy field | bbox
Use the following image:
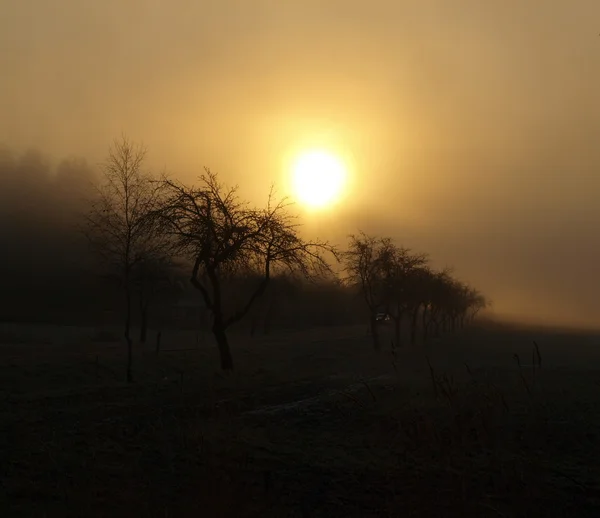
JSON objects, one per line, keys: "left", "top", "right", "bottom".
{"left": 1, "top": 321, "right": 599, "bottom": 517}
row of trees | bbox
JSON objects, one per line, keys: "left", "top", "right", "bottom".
{"left": 85, "top": 136, "right": 487, "bottom": 380}
{"left": 345, "top": 234, "right": 487, "bottom": 351}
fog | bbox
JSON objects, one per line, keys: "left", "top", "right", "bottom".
{"left": 2, "top": 0, "right": 600, "bottom": 327}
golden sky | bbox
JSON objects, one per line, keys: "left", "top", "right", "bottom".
{"left": 2, "top": 0, "right": 600, "bottom": 326}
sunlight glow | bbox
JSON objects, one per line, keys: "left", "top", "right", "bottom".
{"left": 290, "top": 150, "right": 347, "bottom": 208}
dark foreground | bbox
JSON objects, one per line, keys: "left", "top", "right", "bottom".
{"left": 1, "top": 322, "right": 599, "bottom": 517}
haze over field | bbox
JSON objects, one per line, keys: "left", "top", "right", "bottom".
{"left": 2, "top": 0, "right": 600, "bottom": 326}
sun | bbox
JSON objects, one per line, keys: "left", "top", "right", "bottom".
{"left": 290, "top": 150, "right": 347, "bottom": 208}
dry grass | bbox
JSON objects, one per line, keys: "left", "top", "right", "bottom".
{"left": 1, "top": 322, "right": 599, "bottom": 516}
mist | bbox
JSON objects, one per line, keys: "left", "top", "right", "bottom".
{"left": 2, "top": 0, "right": 600, "bottom": 327}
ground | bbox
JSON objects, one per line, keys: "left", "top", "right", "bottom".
{"left": 1, "top": 321, "right": 599, "bottom": 517}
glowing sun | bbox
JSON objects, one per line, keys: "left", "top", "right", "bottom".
{"left": 290, "top": 150, "right": 347, "bottom": 208}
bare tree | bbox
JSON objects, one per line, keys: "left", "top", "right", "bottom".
{"left": 403, "top": 265, "right": 432, "bottom": 345}
{"left": 468, "top": 290, "right": 489, "bottom": 324}
{"left": 84, "top": 136, "right": 167, "bottom": 382}
{"left": 419, "top": 269, "right": 488, "bottom": 341}
{"left": 458, "top": 286, "right": 488, "bottom": 328}
{"left": 155, "top": 169, "right": 336, "bottom": 371}
{"left": 379, "top": 243, "right": 428, "bottom": 348}
{"left": 344, "top": 233, "right": 429, "bottom": 349}
{"left": 343, "top": 233, "right": 390, "bottom": 350}
{"left": 421, "top": 268, "right": 455, "bottom": 340}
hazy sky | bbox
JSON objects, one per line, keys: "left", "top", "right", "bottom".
{"left": 2, "top": 1, "right": 600, "bottom": 326}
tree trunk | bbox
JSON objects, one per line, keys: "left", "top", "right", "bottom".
{"left": 393, "top": 312, "right": 403, "bottom": 349}
{"left": 124, "top": 288, "right": 133, "bottom": 383}
{"left": 369, "top": 314, "right": 381, "bottom": 351}
{"left": 432, "top": 313, "right": 441, "bottom": 337}
{"left": 410, "top": 306, "right": 419, "bottom": 345}
{"left": 422, "top": 306, "right": 429, "bottom": 343}
{"left": 139, "top": 303, "right": 148, "bottom": 343}
{"left": 212, "top": 318, "right": 234, "bottom": 371}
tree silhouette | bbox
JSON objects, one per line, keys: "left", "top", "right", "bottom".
{"left": 421, "top": 268, "right": 453, "bottom": 339}
{"left": 155, "top": 169, "right": 336, "bottom": 371}
{"left": 378, "top": 242, "right": 428, "bottom": 348}
{"left": 343, "top": 233, "right": 389, "bottom": 350}
{"left": 419, "top": 269, "right": 488, "bottom": 340}
{"left": 345, "top": 233, "right": 487, "bottom": 348}
{"left": 84, "top": 136, "right": 168, "bottom": 382}
{"left": 403, "top": 265, "right": 432, "bottom": 345}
